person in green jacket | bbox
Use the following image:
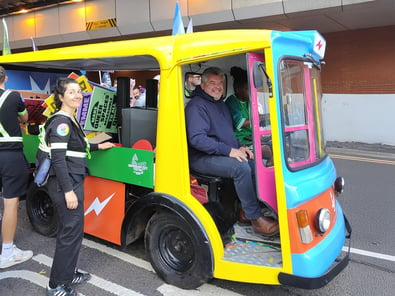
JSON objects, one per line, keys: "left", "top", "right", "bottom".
{"left": 225, "top": 66, "right": 272, "bottom": 166}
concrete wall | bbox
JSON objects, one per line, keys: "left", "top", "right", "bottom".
{"left": 321, "top": 25, "right": 395, "bottom": 146}
{"left": 323, "top": 94, "right": 395, "bottom": 145}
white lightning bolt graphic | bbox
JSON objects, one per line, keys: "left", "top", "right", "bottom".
{"left": 84, "top": 192, "right": 115, "bottom": 216}
{"left": 29, "top": 75, "right": 51, "bottom": 94}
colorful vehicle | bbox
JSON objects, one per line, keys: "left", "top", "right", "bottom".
{"left": 1, "top": 29, "right": 351, "bottom": 289}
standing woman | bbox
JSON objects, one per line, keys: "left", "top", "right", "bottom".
{"left": 36, "top": 78, "right": 113, "bottom": 296}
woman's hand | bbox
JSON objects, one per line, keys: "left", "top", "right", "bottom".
{"left": 98, "top": 142, "right": 115, "bottom": 150}
{"left": 65, "top": 190, "right": 78, "bottom": 209}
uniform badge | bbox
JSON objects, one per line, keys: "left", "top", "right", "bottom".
{"left": 56, "top": 123, "right": 70, "bottom": 136}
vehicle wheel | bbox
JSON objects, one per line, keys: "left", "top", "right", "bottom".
{"left": 26, "top": 183, "right": 58, "bottom": 237}
{"left": 145, "top": 211, "right": 212, "bottom": 289}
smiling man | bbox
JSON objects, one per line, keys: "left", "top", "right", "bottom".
{"left": 185, "top": 67, "right": 279, "bottom": 236}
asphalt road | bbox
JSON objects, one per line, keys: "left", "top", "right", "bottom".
{"left": 1, "top": 147, "right": 394, "bottom": 296}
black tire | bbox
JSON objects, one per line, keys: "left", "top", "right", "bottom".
{"left": 26, "top": 183, "right": 59, "bottom": 237}
{"left": 145, "top": 211, "right": 212, "bottom": 289}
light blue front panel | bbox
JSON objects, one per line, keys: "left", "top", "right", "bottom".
{"left": 284, "top": 156, "right": 337, "bottom": 208}
{"left": 270, "top": 30, "right": 335, "bottom": 208}
{"left": 291, "top": 201, "right": 346, "bottom": 277}
{"left": 270, "top": 30, "right": 346, "bottom": 278}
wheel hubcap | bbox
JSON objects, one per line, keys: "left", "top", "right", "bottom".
{"left": 159, "top": 227, "right": 194, "bottom": 272}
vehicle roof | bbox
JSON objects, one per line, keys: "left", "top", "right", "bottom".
{"left": 0, "top": 29, "right": 273, "bottom": 71}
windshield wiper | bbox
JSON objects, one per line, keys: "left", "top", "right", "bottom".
{"left": 258, "top": 63, "right": 273, "bottom": 98}
{"left": 303, "top": 53, "right": 324, "bottom": 70}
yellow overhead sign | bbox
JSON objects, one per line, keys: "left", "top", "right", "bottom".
{"left": 86, "top": 18, "right": 117, "bottom": 31}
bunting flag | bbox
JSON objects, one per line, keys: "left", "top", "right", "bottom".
{"left": 30, "top": 37, "right": 38, "bottom": 51}
{"left": 186, "top": 18, "right": 193, "bottom": 33}
{"left": 172, "top": 1, "right": 185, "bottom": 35}
{"left": 98, "top": 70, "right": 102, "bottom": 84}
{"left": 102, "top": 71, "right": 112, "bottom": 87}
{"left": 2, "top": 17, "right": 11, "bottom": 55}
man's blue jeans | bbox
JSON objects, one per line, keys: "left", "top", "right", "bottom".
{"left": 190, "top": 155, "right": 262, "bottom": 220}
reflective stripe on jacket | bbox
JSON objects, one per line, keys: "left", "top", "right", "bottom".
{"left": 0, "top": 89, "right": 23, "bottom": 143}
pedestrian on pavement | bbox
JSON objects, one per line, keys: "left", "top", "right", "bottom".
{"left": 0, "top": 65, "right": 33, "bottom": 269}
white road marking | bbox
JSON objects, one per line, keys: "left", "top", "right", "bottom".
{"left": 0, "top": 270, "right": 86, "bottom": 296}
{"left": 84, "top": 238, "right": 395, "bottom": 292}
{"left": 0, "top": 239, "right": 243, "bottom": 296}
{"left": 33, "top": 254, "right": 145, "bottom": 296}
{"left": 0, "top": 270, "right": 47, "bottom": 287}
{"left": 343, "top": 247, "right": 395, "bottom": 262}
{"left": 89, "top": 275, "right": 145, "bottom": 296}
{"left": 82, "top": 239, "right": 243, "bottom": 295}
{"left": 2, "top": 238, "right": 393, "bottom": 296}
{"left": 157, "top": 284, "right": 244, "bottom": 296}
{"left": 82, "top": 239, "right": 154, "bottom": 272}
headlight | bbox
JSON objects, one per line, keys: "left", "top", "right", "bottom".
{"left": 316, "top": 208, "right": 331, "bottom": 233}
{"left": 334, "top": 176, "right": 345, "bottom": 196}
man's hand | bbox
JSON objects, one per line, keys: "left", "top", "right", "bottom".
{"left": 240, "top": 146, "right": 254, "bottom": 159}
{"left": 229, "top": 147, "right": 254, "bottom": 162}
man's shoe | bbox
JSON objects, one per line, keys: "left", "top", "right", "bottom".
{"left": 251, "top": 216, "right": 279, "bottom": 237}
{"left": 47, "top": 284, "right": 78, "bottom": 296}
{"left": 0, "top": 245, "right": 33, "bottom": 269}
{"left": 71, "top": 270, "right": 91, "bottom": 285}
{"left": 238, "top": 209, "right": 251, "bottom": 225}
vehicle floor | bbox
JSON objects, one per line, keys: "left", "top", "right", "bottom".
{"left": 223, "top": 223, "right": 282, "bottom": 267}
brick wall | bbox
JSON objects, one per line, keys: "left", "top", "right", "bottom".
{"left": 322, "top": 25, "right": 395, "bottom": 94}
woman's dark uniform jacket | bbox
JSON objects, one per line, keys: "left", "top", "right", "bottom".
{"left": 36, "top": 112, "right": 98, "bottom": 193}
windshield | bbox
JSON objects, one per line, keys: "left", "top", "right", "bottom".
{"left": 280, "top": 59, "right": 326, "bottom": 169}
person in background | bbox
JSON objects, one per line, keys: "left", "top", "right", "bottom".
{"left": 100, "top": 71, "right": 112, "bottom": 88}
{"left": 225, "top": 66, "right": 273, "bottom": 166}
{"left": 132, "top": 86, "right": 146, "bottom": 108}
{"left": 185, "top": 67, "right": 279, "bottom": 236}
{"left": 36, "top": 78, "right": 114, "bottom": 296}
{"left": 132, "top": 87, "right": 140, "bottom": 100}
{"left": 153, "top": 74, "right": 160, "bottom": 95}
{"left": 129, "top": 78, "right": 136, "bottom": 107}
{"left": 184, "top": 72, "right": 201, "bottom": 104}
{"left": 152, "top": 74, "right": 160, "bottom": 106}
{"left": 0, "top": 65, "right": 33, "bottom": 269}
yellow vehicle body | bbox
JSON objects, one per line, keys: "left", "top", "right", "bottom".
{"left": 1, "top": 29, "right": 349, "bottom": 289}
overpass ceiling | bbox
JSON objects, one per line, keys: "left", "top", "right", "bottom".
{"left": 0, "top": 1, "right": 393, "bottom": 42}
{"left": 0, "top": 0, "right": 67, "bottom": 16}
{"left": 203, "top": 0, "right": 395, "bottom": 33}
